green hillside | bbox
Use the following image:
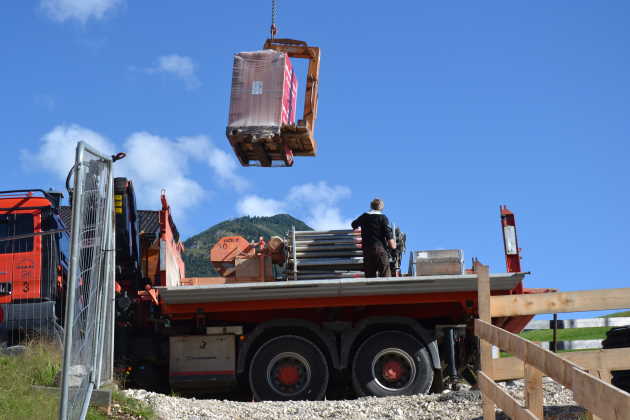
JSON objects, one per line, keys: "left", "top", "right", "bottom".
{"left": 183, "top": 214, "right": 312, "bottom": 277}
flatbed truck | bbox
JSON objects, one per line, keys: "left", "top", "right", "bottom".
{"left": 119, "top": 206, "right": 545, "bottom": 401}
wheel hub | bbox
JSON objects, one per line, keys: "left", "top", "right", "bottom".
{"left": 266, "top": 352, "right": 312, "bottom": 396}
{"left": 277, "top": 363, "right": 300, "bottom": 386}
{"left": 371, "top": 348, "right": 417, "bottom": 391}
{"left": 382, "top": 360, "right": 406, "bottom": 382}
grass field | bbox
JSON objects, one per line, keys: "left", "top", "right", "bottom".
{"left": 0, "top": 342, "right": 62, "bottom": 420}
{"left": 0, "top": 342, "right": 154, "bottom": 420}
{"left": 520, "top": 326, "right": 612, "bottom": 342}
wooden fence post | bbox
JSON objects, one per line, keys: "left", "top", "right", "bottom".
{"left": 476, "top": 260, "right": 496, "bottom": 420}
{"left": 524, "top": 363, "right": 544, "bottom": 418}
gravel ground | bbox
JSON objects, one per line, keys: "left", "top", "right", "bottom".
{"left": 124, "top": 379, "right": 587, "bottom": 420}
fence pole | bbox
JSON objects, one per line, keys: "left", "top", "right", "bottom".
{"left": 94, "top": 166, "right": 114, "bottom": 387}
{"left": 59, "top": 144, "right": 86, "bottom": 420}
{"left": 475, "top": 260, "right": 496, "bottom": 420}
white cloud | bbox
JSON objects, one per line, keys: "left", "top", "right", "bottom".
{"left": 146, "top": 55, "right": 201, "bottom": 90}
{"left": 22, "top": 124, "right": 114, "bottom": 179}
{"left": 23, "top": 124, "right": 246, "bottom": 215}
{"left": 288, "top": 182, "right": 351, "bottom": 205}
{"left": 237, "top": 195, "right": 286, "bottom": 217}
{"left": 236, "top": 181, "right": 353, "bottom": 230}
{"left": 116, "top": 132, "right": 206, "bottom": 212}
{"left": 40, "top": 0, "right": 123, "bottom": 23}
{"left": 177, "top": 136, "right": 248, "bottom": 191}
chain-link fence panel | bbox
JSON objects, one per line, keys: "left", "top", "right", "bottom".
{"left": 0, "top": 219, "right": 67, "bottom": 349}
{"left": 59, "top": 142, "right": 115, "bottom": 420}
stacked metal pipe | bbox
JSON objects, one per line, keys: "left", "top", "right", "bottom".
{"left": 285, "top": 228, "right": 364, "bottom": 280}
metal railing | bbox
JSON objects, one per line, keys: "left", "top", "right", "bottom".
{"left": 59, "top": 141, "right": 115, "bottom": 420}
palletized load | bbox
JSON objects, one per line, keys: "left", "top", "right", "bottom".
{"left": 226, "top": 39, "right": 320, "bottom": 167}
{"left": 228, "top": 49, "right": 298, "bottom": 136}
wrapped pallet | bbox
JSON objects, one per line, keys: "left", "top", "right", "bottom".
{"left": 227, "top": 49, "right": 298, "bottom": 137}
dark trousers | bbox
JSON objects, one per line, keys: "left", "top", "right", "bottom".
{"left": 363, "top": 246, "right": 391, "bottom": 278}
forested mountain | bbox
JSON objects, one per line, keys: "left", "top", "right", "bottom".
{"left": 183, "top": 214, "right": 312, "bottom": 277}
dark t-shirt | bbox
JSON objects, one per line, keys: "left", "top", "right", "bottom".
{"left": 351, "top": 212, "right": 393, "bottom": 251}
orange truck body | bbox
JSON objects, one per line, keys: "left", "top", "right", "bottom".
{"left": 0, "top": 190, "right": 68, "bottom": 343}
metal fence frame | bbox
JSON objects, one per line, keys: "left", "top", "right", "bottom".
{"left": 0, "top": 229, "right": 67, "bottom": 347}
{"left": 59, "top": 141, "right": 115, "bottom": 420}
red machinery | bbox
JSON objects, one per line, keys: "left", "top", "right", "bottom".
{"left": 208, "top": 236, "right": 285, "bottom": 283}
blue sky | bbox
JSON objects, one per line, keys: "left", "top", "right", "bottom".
{"left": 1, "top": 1, "right": 629, "bottom": 317}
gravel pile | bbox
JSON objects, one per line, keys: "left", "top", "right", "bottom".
{"left": 124, "top": 379, "right": 586, "bottom": 420}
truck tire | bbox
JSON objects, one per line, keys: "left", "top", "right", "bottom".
{"left": 351, "top": 330, "right": 433, "bottom": 397}
{"left": 249, "top": 335, "right": 329, "bottom": 401}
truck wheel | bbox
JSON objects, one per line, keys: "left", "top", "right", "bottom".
{"left": 249, "top": 335, "right": 329, "bottom": 401}
{"left": 352, "top": 330, "right": 433, "bottom": 397}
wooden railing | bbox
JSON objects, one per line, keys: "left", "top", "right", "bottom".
{"left": 474, "top": 261, "right": 630, "bottom": 420}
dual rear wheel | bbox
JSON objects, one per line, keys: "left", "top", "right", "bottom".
{"left": 351, "top": 330, "right": 434, "bottom": 397}
{"left": 248, "top": 331, "right": 433, "bottom": 401}
{"left": 249, "top": 335, "right": 329, "bottom": 401}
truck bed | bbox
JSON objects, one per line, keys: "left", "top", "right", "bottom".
{"left": 158, "top": 272, "right": 526, "bottom": 305}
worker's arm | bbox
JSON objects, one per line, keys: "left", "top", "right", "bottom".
{"left": 383, "top": 216, "right": 396, "bottom": 249}
{"left": 351, "top": 214, "right": 363, "bottom": 230}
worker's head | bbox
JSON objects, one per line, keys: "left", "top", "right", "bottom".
{"left": 370, "top": 198, "right": 384, "bottom": 211}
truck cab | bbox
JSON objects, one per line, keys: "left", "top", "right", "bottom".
{"left": 0, "top": 190, "right": 69, "bottom": 345}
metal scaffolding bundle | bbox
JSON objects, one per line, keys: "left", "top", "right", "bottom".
{"left": 285, "top": 228, "right": 364, "bottom": 280}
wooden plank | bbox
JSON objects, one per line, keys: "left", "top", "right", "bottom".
{"left": 477, "top": 371, "right": 538, "bottom": 420}
{"left": 490, "top": 288, "right": 630, "bottom": 317}
{"left": 524, "top": 364, "right": 544, "bottom": 419}
{"left": 563, "top": 348, "right": 630, "bottom": 372}
{"left": 493, "top": 349, "right": 630, "bottom": 381}
{"left": 476, "top": 261, "right": 491, "bottom": 322}
{"left": 476, "top": 261, "right": 496, "bottom": 420}
{"left": 493, "top": 356, "right": 525, "bottom": 381}
{"left": 571, "top": 367, "right": 630, "bottom": 420}
{"left": 475, "top": 319, "right": 630, "bottom": 419}
{"left": 481, "top": 340, "right": 496, "bottom": 420}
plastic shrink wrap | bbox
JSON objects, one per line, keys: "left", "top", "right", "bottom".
{"left": 227, "top": 49, "right": 298, "bottom": 136}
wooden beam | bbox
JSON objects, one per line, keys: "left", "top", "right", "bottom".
{"left": 476, "top": 261, "right": 496, "bottom": 420}
{"left": 524, "top": 364, "right": 544, "bottom": 419}
{"left": 490, "top": 288, "right": 630, "bottom": 317}
{"left": 475, "top": 319, "right": 630, "bottom": 419}
{"left": 493, "top": 348, "right": 630, "bottom": 381}
{"left": 571, "top": 367, "right": 630, "bottom": 420}
{"left": 492, "top": 356, "right": 524, "bottom": 381}
{"left": 563, "top": 348, "right": 630, "bottom": 372}
{"left": 477, "top": 371, "right": 538, "bottom": 420}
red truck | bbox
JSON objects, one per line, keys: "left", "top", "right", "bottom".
{"left": 116, "top": 205, "right": 547, "bottom": 401}
{"left": 0, "top": 190, "right": 69, "bottom": 345}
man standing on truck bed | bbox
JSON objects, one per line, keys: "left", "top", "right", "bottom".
{"left": 351, "top": 198, "right": 396, "bottom": 278}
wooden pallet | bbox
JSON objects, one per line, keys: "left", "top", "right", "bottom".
{"left": 228, "top": 125, "right": 317, "bottom": 167}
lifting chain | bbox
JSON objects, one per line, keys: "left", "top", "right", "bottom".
{"left": 270, "top": 0, "right": 278, "bottom": 39}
